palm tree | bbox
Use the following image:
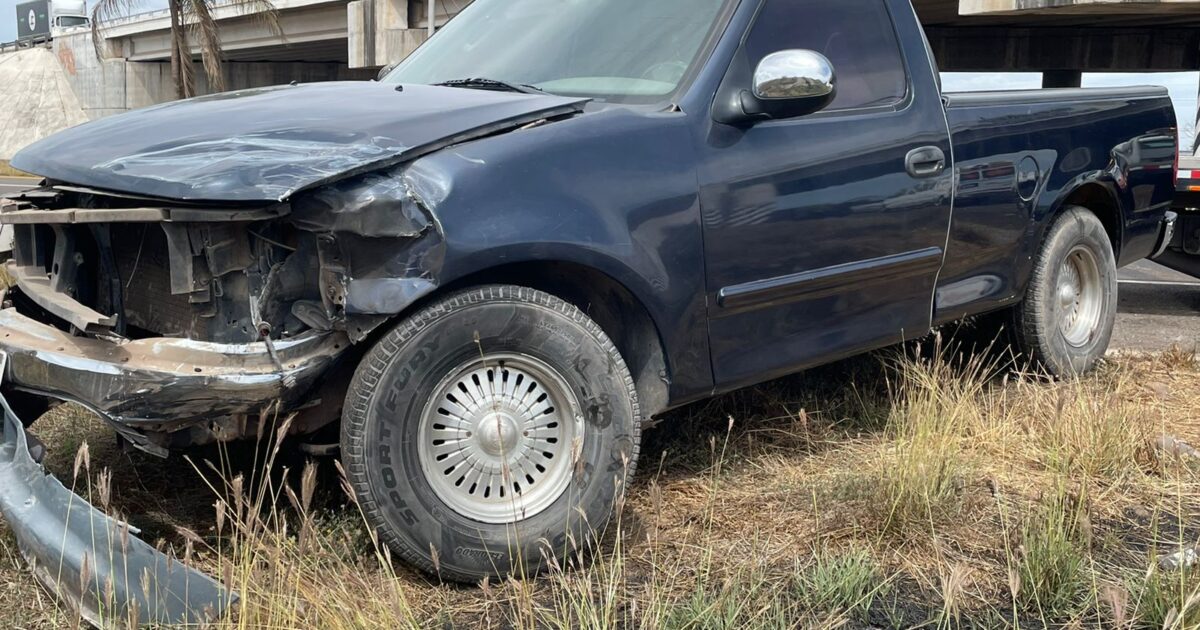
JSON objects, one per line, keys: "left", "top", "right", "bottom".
{"left": 91, "top": 0, "right": 279, "bottom": 99}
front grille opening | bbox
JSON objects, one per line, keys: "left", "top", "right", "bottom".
{"left": 8, "top": 215, "right": 318, "bottom": 344}
{"left": 9, "top": 223, "right": 102, "bottom": 332}
{"left": 8, "top": 222, "right": 197, "bottom": 339}
{"left": 110, "top": 224, "right": 194, "bottom": 338}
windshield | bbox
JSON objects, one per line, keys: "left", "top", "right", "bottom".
{"left": 383, "top": 0, "right": 731, "bottom": 103}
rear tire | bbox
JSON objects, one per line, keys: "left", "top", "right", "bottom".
{"left": 341, "top": 285, "right": 641, "bottom": 582}
{"left": 1008, "top": 206, "right": 1118, "bottom": 376}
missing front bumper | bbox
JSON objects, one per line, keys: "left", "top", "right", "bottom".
{"left": 0, "top": 352, "right": 233, "bottom": 627}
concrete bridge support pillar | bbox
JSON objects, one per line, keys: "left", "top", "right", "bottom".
{"left": 348, "top": 0, "right": 428, "bottom": 68}
{"left": 348, "top": 0, "right": 471, "bottom": 69}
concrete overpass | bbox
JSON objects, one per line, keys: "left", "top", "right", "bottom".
{"left": 41, "top": 0, "right": 473, "bottom": 119}
{"left": 89, "top": 0, "right": 469, "bottom": 67}
{"left": 920, "top": 0, "right": 1200, "bottom": 84}
{"left": 80, "top": 0, "right": 1200, "bottom": 73}
{"left": 15, "top": 0, "right": 1200, "bottom": 135}
{"left": 105, "top": 0, "right": 353, "bottom": 63}
{"left": 74, "top": 0, "right": 1200, "bottom": 86}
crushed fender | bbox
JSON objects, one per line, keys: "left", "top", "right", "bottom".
{"left": 292, "top": 162, "right": 448, "bottom": 341}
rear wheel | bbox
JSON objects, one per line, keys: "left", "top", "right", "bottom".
{"left": 341, "top": 285, "right": 640, "bottom": 581}
{"left": 1008, "top": 206, "right": 1118, "bottom": 376}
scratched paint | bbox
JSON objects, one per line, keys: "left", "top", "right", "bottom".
{"left": 12, "top": 82, "right": 587, "bottom": 202}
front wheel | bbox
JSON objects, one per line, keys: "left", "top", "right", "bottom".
{"left": 1009, "top": 206, "right": 1118, "bottom": 376}
{"left": 341, "top": 285, "right": 641, "bottom": 581}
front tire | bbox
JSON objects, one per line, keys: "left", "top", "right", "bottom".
{"left": 1010, "top": 206, "right": 1118, "bottom": 376}
{"left": 341, "top": 285, "right": 641, "bottom": 581}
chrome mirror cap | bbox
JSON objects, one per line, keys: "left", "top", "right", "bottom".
{"left": 752, "top": 49, "right": 836, "bottom": 101}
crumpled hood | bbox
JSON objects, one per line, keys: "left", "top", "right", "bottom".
{"left": 12, "top": 82, "right": 588, "bottom": 203}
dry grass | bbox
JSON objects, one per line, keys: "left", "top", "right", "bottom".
{"left": 0, "top": 162, "right": 32, "bottom": 178}
{"left": 2, "top": 339, "right": 1200, "bottom": 628}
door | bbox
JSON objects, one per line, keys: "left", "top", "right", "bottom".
{"left": 697, "top": 0, "right": 954, "bottom": 389}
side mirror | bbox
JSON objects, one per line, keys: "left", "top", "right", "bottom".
{"left": 741, "top": 49, "right": 836, "bottom": 121}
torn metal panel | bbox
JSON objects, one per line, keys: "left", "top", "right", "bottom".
{"left": 290, "top": 163, "right": 448, "bottom": 340}
{"left": 0, "top": 308, "right": 348, "bottom": 429}
{"left": 160, "top": 223, "right": 206, "bottom": 296}
{"left": 344, "top": 277, "right": 439, "bottom": 315}
{"left": 12, "top": 82, "right": 587, "bottom": 203}
{"left": 0, "top": 353, "right": 233, "bottom": 628}
{"left": 291, "top": 171, "right": 432, "bottom": 238}
{"left": 5, "top": 262, "right": 117, "bottom": 332}
{"left": 199, "top": 223, "right": 255, "bottom": 278}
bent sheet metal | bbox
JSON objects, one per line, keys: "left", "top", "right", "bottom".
{"left": 0, "top": 353, "right": 233, "bottom": 628}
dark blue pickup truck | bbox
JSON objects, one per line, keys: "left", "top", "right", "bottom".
{"left": 0, "top": 0, "right": 1178, "bottom": 622}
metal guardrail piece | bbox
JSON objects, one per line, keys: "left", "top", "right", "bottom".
{"left": 0, "top": 352, "right": 235, "bottom": 628}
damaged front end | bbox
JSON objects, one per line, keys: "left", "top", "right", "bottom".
{"left": 0, "top": 163, "right": 447, "bottom": 452}
{"left": 0, "top": 81, "right": 589, "bottom": 623}
{"left": 0, "top": 82, "right": 587, "bottom": 452}
{"left": 0, "top": 161, "right": 448, "bottom": 627}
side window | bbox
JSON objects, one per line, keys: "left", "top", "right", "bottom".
{"left": 743, "top": 0, "right": 907, "bottom": 111}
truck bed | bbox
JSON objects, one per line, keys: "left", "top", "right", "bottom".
{"left": 932, "top": 85, "right": 1177, "bottom": 323}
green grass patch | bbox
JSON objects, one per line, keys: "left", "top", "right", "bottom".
{"left": 794, "top": 547, "right": 886, "bottom": 620}
{"left": 1014, "top": 479, "right": 1092, "bottom": 619}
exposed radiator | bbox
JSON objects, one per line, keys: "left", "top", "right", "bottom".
{"left": 111, "top": 225, "right": 196, "bottom": 338}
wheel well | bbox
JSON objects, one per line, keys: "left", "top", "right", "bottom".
{"left": 1060, "top": 183, "right": 1121, "bottom": 257}
{"left": 439, "top": 262, "right": 671, "bottom": 418}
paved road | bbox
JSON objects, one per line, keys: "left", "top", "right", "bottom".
{"left": 0, "top": 176, "right": 36, "bottom": 198}
{"left": 1113, "top": 259, "right": 1200, "bottom": 353}
{"left": 0, "top": 175, "right": 1196, "bottom": 351}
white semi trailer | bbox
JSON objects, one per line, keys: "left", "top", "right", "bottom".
{"left": 14, "top": 0, "right": 87, "bottom": 44}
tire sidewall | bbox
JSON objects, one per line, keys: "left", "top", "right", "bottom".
{"left": 1032, "top": 207, "right": 1118, "bottom": 375}
{"left": 346, "top": 288, "right": 638, "bottom": 579}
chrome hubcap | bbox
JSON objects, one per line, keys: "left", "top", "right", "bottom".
{"left": 1057, "top": 245, "right": 1103, "bottom": 348}
{"left": 417, "top": 353, "right": 583, "bottom": 524}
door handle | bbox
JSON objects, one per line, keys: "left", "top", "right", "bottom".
{"left": 905, "top": 146, "right": 946, "bottom": 179}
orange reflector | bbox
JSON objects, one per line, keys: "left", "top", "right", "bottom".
{"left": 1188, "top": 186, "right": 1200, "bottom": 192}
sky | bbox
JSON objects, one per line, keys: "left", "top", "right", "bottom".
{"left": 3, "top": 0, "right": 37, "bottom": 40}
{"left": 1, "top": 5, "right": 1197, "bottom": 145}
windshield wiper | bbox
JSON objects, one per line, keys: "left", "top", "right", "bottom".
{"left": 433, "top": 77, "right": 545, "bottom": 95}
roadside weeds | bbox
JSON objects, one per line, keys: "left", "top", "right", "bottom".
{"left": 1, "top": 342, "right": 1200, "bottom": 628}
